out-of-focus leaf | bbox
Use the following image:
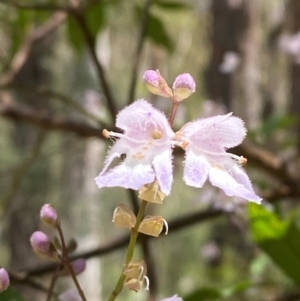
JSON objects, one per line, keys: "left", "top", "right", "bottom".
{"left": 184, "top": 287, "right": 222, "bottom": 301}
{"left": 221, "top": 280, "right": 251, "bottom": 298}
{"left": 154, "top": 0, "right": 190, "bottom": 10}
{"left": 135, "top": 6, "right": 173, "bottom": 52}
{"left": 67, "top": 1, "right": 107, "bottom": 54}
{"left": 261, "top": 114, "right": 297, "bottom": 137}
{"left": 0, "top": 287, "right": 27, "bottom": 301}
{"left": 249, "top": 203, "right": 300, "bottom": 283}
{"left": 67, "top": 16, "right": 83, "bottom": 53}
{"left": 85, "top": 1, "right": 106, "bottom": 38}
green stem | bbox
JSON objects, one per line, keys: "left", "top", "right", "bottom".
{"left": 107, "top": 200, "right": 148, "bottom": 301}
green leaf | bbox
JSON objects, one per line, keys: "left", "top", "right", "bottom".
{"left": 85, "top": 1, "right": 106, "bottom": 38}
{"left": 135, "top": 6, "right": 173, "bottom": 52}
{"left": 249, "top": 203, "right": 300, "bottom": 283}
{"left": 184, "top": 287, "right": 222, "bottom": 301}
{"left": 0, "top": 287, "right": 27, "bottom": 301}
{"left": 154, "top": 0, "right": 191, "bottom": 10}
{"left": 67, "top": 16, "right": 83, "bottom": 53}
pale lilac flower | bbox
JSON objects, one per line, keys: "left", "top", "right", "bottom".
{"left": 0, "top": 268, "right": 9, "bottom": 292}
{"left": 176, "top": 113, "right": 261, "bottom": 203}
{"left": 95, "top": 100, "right": 174, "bottom": 195}
{"left": 30, "top": 231, "right": 51, "bottom": 254}
{"left": 161, "top": 295, "right": 183, "bottom": 301}
{"left": 172, "top": 73, "right": 195, "bottom": 102}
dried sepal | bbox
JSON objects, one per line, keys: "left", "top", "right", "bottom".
{"left": 138, "top": 181, "right": 166, "bottom": 204}
{"left": 123, "top": 260, "right": 147, "bottom": 279}
{"left": 138, "top": 216, "right": 168, "bottom": 237}
{"left": 112, "top": 203, "right": 136, "bottom": 229}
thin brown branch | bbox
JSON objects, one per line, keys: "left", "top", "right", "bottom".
{"left": 0, "top": 101, "right": 103, "bottom": 138}
{"left": 0, "top": 12, "right": 67, "bottom": 85}
{"left": 0, "top": 84, "right": 106, "bottom": 126}
{"left": 127, "top": 0, "right": 153, "bottom": 104}
{"left": 25, "top": 208, "right": 223, "bottom": 277}
{"left": 73, "top": 13, "right": 118, "bottom": 120}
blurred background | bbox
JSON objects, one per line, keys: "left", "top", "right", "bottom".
{"left": 1, "top": 0, "right": 300, "bottom": 300}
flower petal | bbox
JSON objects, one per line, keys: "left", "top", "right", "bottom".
{"left": 183, "top": 150, "right": 210, "bottom": 188}
{"left": 209, "top": 167, "right": 261, "bottom": 202}
{"left": 152, "top": 148, "right": 173, "bottom": 195}
{"left": 181, "top": 113, "right": 246, "bottom": 152}
{"left": 116, "top": 99, "right": 174, "bottom": 140}
{"left": 95, "top": 162, "right": 155, "bottom": 191}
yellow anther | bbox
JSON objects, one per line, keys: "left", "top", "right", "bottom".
{"left": 152, "top": 130, "right": 163, "bottom": 140}
{"left": 239, "top": 156, "right": 247, "bottom": 166}
{"left": 102, "top": 129, "right": 110, "bottom": 138}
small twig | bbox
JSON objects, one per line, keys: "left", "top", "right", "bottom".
{"left": 56, "top": 223, "right": 87, "bottom": 301}
{"left": 0, "top": 84, "right": 106, "bottom": 126}
{"left": 46, "top": 266, "right": 60, "bottom": 301}
{"left": 73, "top": 14, "right": 118, "bottom": 121}
{"left": 127, "top": 0, "right": 153, "bottom": 104}
{"left": 168, "top": 100, "right": 179, "bottom": 125}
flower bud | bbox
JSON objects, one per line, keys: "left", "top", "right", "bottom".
{"left": 72, "top": 258, "right": 86, "bottom": 275}
{"left": 138, "top": 181, "right": 165, "bottom": 204}
{"left": 124, "top": 277, "right": 150, "bottom": 292}
{"left": 172, "top": 73, "right": 195, "bottom": 102}
{"left": 143, "top": 70, "right": 173, "bottom": 98}
{"left": 138, "top": 216, "right": 168, "bottom": 237}
{"left": 0, "top": 268, "right": 9, "bottom": 292}
{"left": 112, "top": 203, "right": 136, "bottom": 229}
{"left": 30, "top": 231, "right": 58, "bottom": 260}
{"left": 40, "top": 204, "right": 58, "bottom": 226}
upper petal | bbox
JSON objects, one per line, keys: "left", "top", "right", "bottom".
{"left": 208, "top": 167, "right": 261, "bottom": 203}
{"left": 181, "top": 113, "right": 246, "bottom": 152}
{"left": 95, "top": 162, "right": 155, "bottom": 191}
{"left": 161, "top": 295, "right": 183, "bottom": 301}
{"left": 152, "top": 147, "right": 173, "bottom": 195}
{"left": 116, "top": 99, "right": 174, "bottom": 140}
{"left": 183, "top": 150, "right": 210, "bottom": 188}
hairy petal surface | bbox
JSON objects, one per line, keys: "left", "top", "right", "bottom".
{"left": 181, "top": 113, "right": 246, "bottom": 152}
{"left": 152, "top": 148, "right": 173, "bottom": 195}
{"left": 183, "top": 150, "right": 210, "bottom": 188}
{"left": 209, "top": 167, "right": 261, "bottom": 202}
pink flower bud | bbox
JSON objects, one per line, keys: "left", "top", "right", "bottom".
{"left": 40, "top": 204, "right": 58, "bottom": 226}
{"left": 0, "top": 268, "right": 9, "bottom": 292}
{"left": 30, "top": 231, "right": 51, "bottom": 253}
{"left": 71, "top": 259, "right": 86, "bottom": 275}
{"left": 143, "top": 70, "right": 173, "bottom": 98}
{"left": 172, "top": 73, "right": 196, "bottom": 102}
{"left": 59, "top": 289, "right": 81, "bottom": 301}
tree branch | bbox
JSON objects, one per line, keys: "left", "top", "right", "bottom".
{"left": 127, "top": 0, "right": 153, "bottom": 104}
{"left": 73, "top": 13, "right": 118, "bottom": 120}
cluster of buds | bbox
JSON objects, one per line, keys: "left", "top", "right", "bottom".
{"left": 143, "top": 69, "right": 195, "bottom": 102}
{"left": 123, "top": 260, "right": 149, "bottom": 292}
{"left": 30, "top": 204, "right": 86, "bottom": 276}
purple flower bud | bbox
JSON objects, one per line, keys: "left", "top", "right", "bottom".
{"left": 0, "top": 268, "right": 9, "bottom": 292}
{"left": 30, "top": 231, "right": 51, "bottom": 254}
{"left": 71, "top": 259, "right": 86, "bottom": 275}
{"left": 59, "top": 289, "right": 81, "bottom": 301}
{"left": 143, "top": 70, "right": 173, "bottom": 98}
{"left": 40, "top": 204, "right": 58, "bottom": 226}
{"left": 172, "top": 73, "right": 196, "bottom": 102}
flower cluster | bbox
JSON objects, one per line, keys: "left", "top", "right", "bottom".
{"left": 95, "top": 70, "right": 261, "bottom": 204}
